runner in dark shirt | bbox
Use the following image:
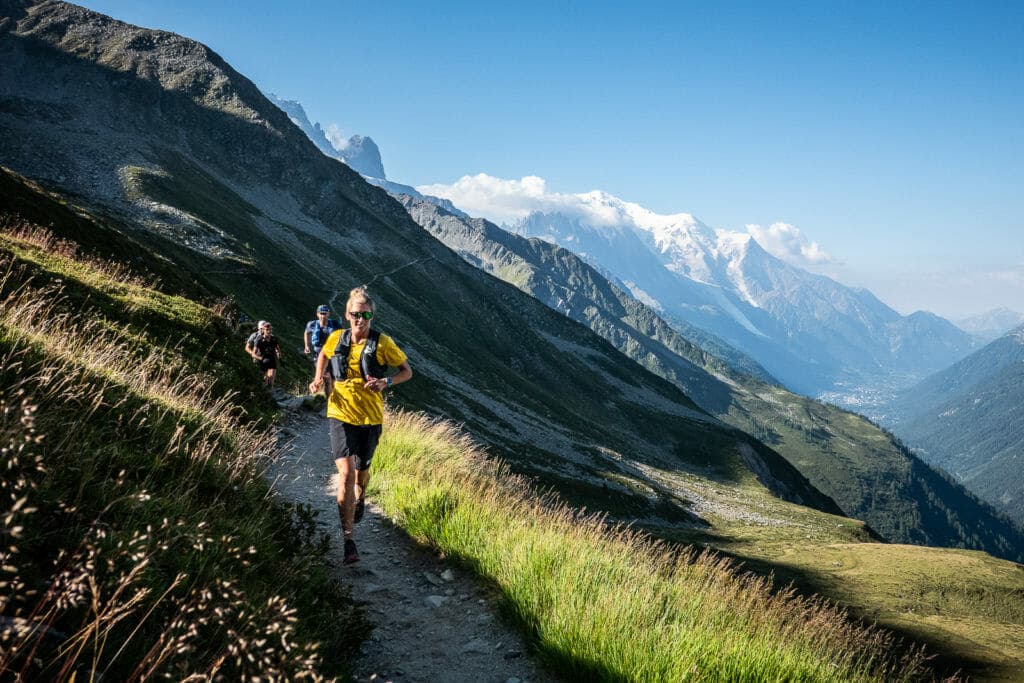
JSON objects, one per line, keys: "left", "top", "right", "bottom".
{"left": 245, "top": 320, "right": 282, "bottom": 388}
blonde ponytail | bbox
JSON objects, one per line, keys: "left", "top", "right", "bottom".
{"left": 346, "top": 286, "right": 374, "bottom": 311}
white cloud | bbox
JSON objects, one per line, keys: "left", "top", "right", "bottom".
{"left": 745, "top": 222, "right": 835, "bottom": 266}
{"left": 324, "top": 124, "right": 349, "bottom": 153}
{"left": 416, "top": 173, "right": 632, "bottom": 227}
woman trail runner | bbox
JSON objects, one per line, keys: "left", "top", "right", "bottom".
{"left": 309, "top": 287, "right": 412, "bottom": 565}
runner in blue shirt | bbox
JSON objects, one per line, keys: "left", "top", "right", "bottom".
{"left": 305, "top": 304, "right": 340, "bottom": 393}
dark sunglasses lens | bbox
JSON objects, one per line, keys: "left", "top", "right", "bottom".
{"left": 350, "top": 311, "right": 373, "bottom": 320}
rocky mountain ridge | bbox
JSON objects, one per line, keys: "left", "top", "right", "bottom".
{"left": 264, "top": 94, "right": 976, "bottom": 405}
{"left": 264, "top": 92, "right": 386, "bottom": 179}
{"left": 401, "top": 193, "right": 1024, "bottom": 559}
{"left": 509, "top": 202, "right": 976, "bottom": 399}
{"left": 955, "top": 307, "right": 1024, "bottom": 342}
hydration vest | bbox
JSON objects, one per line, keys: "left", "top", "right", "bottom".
{"left": 310, "top": 318, "right": 339, "bottom": 351}
{"left": 329, "top": 329, "right": 389, "bottom": 381}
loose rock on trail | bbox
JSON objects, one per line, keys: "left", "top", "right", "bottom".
{"left": 268, "top": 407, "right": 557, "bottom": 683}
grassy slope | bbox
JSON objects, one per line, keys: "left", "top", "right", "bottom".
{"left": 0, "top": 165, "right": 317, "bottom": 396}
{"left": 769, "top": 544, "right": 1024, "bottom": 680}
{"left": 404, "top": 196, "right": 1024, "bottom": 680}
{"left": 372, "top": 411, "right": 928, "bottom": 682}
{"left": 0, "top": 219, "right": 365, "bottom": 678}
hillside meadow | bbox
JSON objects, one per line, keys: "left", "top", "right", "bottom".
{"left": 0, "top": 221, "right": 364, "bottom": 678}
{"left": 2, "top": 191, "right": 1022, "bottom": 681}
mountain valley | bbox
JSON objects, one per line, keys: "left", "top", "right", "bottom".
{"left": 881, "top": 325, "right": 1024, "bottom": 524}
{"left": 2, "top": 0, "right": 1024, "bottom": 678}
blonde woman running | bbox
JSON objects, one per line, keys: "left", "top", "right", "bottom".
{"left": 309, "top": 287, "right": 412, "bottom": 565}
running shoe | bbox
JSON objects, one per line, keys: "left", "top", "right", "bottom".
{"left": 343, "top": 538, "right": 360, "bottom": 565}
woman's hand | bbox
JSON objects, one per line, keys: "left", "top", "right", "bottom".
{"left": 309, "top": 377, "right": 323, "bottom": 394}
{"left": 365, "top": 376, "right": 388, "bottom": 393}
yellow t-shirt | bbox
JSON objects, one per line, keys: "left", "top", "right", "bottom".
{"left": 323, "top": 329, "right": 407, "bottom": 425}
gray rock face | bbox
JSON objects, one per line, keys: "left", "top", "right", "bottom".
{"left": 264, "top": 93, "right": 386, "bottom": 178}
{"left": 423, "top": 595, "right": 448, "bottom": 609}
{"left": 340, "top": 134, "right": 385, "bottom": 179}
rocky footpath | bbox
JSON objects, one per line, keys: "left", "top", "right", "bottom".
{"left": 268, "top": 408, "right": 556, "bottom": 683}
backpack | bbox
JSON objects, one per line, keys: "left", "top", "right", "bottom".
{"left": 311, "top": 318, "right": 339, "bottom": 350}
{"left": 329, "top": 329, "right": 389, "bottom": 381}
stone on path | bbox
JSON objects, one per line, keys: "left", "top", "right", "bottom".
{"left": 461, "top": 638, "right": 490, "bottom": 654}
{"left": 423, "top": 595, "right": 448, "bottom": 608}
{"left": 276, "top": 396, "right": 307, "bottom": 411}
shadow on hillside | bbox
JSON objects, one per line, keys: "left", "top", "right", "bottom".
{"left": 716, "top": 547, "right": 994, "bottom": 681}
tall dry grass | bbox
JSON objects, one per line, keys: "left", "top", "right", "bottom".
{"left": 371, "top": 410, "right": 933, "bottom": 682}
{"left": 1, "top": 217, "right": 154, "bottom": 288}
{"left": 1, "top": 231, "right": 361, "bottom": 679}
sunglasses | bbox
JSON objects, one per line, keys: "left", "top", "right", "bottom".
{"left": 348, "top": 310, "right": 374, "bottom": 320}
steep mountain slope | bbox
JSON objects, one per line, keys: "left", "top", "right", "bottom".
{"left": 402, "top": 195, "right": 1024, "bottom": 561}
{"left": 0, "top": 219, "right": 367, "bottom": 678}
{"left": 0, "top": 0, "right": 851, "bottom": 548}
{"left": 505, "top": 201, "right": 976, "bottom": 398}
{"left": 883, "top": 325, "right": 1024, "bottom": 523}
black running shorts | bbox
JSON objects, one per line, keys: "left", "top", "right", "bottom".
{"left": 329, "top": 420, "right": 382, "bottom": 471}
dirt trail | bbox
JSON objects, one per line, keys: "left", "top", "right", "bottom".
{"left": 267, "top": 407, "right": 557, "bottom": 683}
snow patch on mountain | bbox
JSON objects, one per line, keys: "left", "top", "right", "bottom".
{"left": 422, "top": 172, "right": 974, "bottom": 395}
{"left": 623, "top": 282, "right": 663, "bottom": 312}
{"left": 709, "top": 284, "right": 767, "bottom": 337}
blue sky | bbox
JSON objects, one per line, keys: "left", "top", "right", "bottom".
{"left": 78, "top": 1, "right": 1024, "bottom": 318}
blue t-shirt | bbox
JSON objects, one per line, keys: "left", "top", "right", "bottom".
{"left": 306, "top": 318, "right": 340, "bottom": 353}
